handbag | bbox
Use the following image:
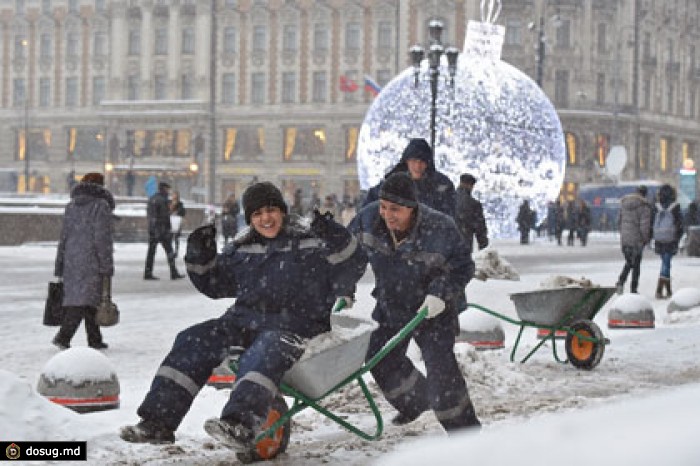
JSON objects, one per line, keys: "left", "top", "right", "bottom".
{"left": 95, "top": 277, "right": 119, "bottom": 327}
{"left": 43, "top": 281, "right": 64, "bottom": 326}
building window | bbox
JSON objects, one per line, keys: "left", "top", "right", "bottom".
{"left": 556, "top": 19, "right": 570, "bottom": 48}
{"left": 689, "top": 90, "right": 697, "bottom": 118}
{"left": 346, "top": 127, "right": 359, "bottom": 162}
{"left": 129, "top": 29, "right": 141, "bottom": 55}
{"left": 224, "top": 26, "right": 236, "bottom": 54}
{"left": 95, "top": 0, "right": 106, "bottom": 12}
{"left": 666, "top": 83, "right": 674, "bottom": 114}
{"left": 312, "top": 71, "right": 327, "bottom": 103}
{"left": 66, "top": 32, "right": 79, "bottom": 58}
{"left": 128, "top": 74, "right": 140, "bottom": 100}
{"left": 13, "top": 78, "right": 26, "bottom": 107}
{"left": 283, "top": 127, "right": 326, "bottom": 160}
{"left": 346, "top": 23, "right": 361, "bottom": 51}
{"left": 182, "top": 27, "right": 195, "bottom": 54}
{"left": 314, "top": 23, "right": 328, "bottom": 51}
{"left": 659, "top": 137, "right": 669, "bottom": 172}
{"left": 595, "top": 133, "right": 610, "bottom": 167}
{"left": 565, "top": 132, "right": 577, "bottom": 165}
{"left": 639, "top": 133, "right": 650, "bottom": 170}
{"left": 154, "top": 74, "right": 166, "bottom": 100}
{"left": 595, "top": 73, "right": 605, "bottom": 105}
{"left": 126, "top": 129, "right": 192, "bottom": 158}
{"left": 39, "top": 78, "right": 51, "bottom": 107}
{"left": 222, "top": 73, "right": 235, "bottom": 104}
{"left": 282, "top": 72, "right": 296, "bottom": 103}
{"left": 376, "top": 69, "right": 392, "bottom": 87}
{"left": 642, "top": 78, "right": 651, "bottom": 110}
{"left": 251, "top": 72, "right": 265, "bottom": 104}
{"left": 65, "top": 77, "right": 78, "bottom": 107}
{"left": 68, "top": 0, "right": 78, "bottom": 13}
{"left": 182, "top": 74, "right": 193, "bottom": 99}
{"left": 253, "top": 25, "right": 266, "bottom": 52}
{"left": 283, "top": 24, "right": 297, "bottom": 52}
{"left": 223, "top": 127, "right": 265, "bottom": 161}
{"left": 67, "top": 127, "right": 105, "bottom": 162}
{"left": 40, "top": 33, "right": 52, "bottom": 59}
{"left": 42, "top": 0, "right": 51, "bottom": 14}
{"left": 15, "top": 35, "right": 27, "bottom": 59}
{"left": 682, "top": 141, "right": 691, "bottom": 165}
{"left": 155, "top": 28, "right": 168, "bottom": 55}
{"left": 554, "top": 70, "right": 569, "bottom": 107}
{"left": 377, "top": 21, "right": 392, "bottom": 49}
{"left": 504, "top": 18, "right": 522, "bottom": 46}
{"left": 93, "top": 32, "right": 106, "bottom": 56}
{"left": 93, "top": 76, "right": 105, "bottom": 105}
{"left": 642, "top": 32, "right": 651, "bottom": 59}
{"left": 596, "top": 23, "right": 606, "bottom": 54}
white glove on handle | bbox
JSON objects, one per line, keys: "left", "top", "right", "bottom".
{"left": 333, "top": 296, "right": 354, "bottom": 313}
{"left": 420, "top": 295, "right": 446, "bottom": 319}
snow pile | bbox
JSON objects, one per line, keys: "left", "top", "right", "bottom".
{"left": 608, "top": 294, "right": 653, "bottom": 314}
{"left": 540, "top": 275, "right": 597, "bottom": 289}
{"left": 459, "top": 309, "right": 502, "bottom": 332}
{"left": 473, "top": 248, "right": 519, "bottom": 281}
{"left": 0, "top": 370, "right": 83, "bottom": 440}
{"left": 667, "top": 288, "right": 700, "bottom": 313}
{"left": 377, "top": 383, "right": 700, "bottom": 466}
{"left": 299, "top": 315, "right": 377, "bottom": 362}
{"left": 41, "top": 347, "right": 117, "bottom": 384}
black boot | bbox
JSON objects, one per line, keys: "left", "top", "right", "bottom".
{"left": 144, "top": 272, "right": 159, "bottom": 280}
{"left": 664, "top": 277, "right": 672, "bottom": 298}
{"left": 169, "top": 260, "right": 185, "bottom": 280}
{"left": 655, "top": 278, "right": 664, "bottom": 299}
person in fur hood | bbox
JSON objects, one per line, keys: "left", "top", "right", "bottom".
{"left": 120, "top": 181, "right": 367, "bottom": 451}
{"left": 53, "top": 172, "right": 114, "bottom": 350}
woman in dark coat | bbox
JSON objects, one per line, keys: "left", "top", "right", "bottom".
{"left": 652, "top": 184, "right": 684, "bottom": 299}
{"left": 53, "top": 172, "right": 114, "bottom": 350}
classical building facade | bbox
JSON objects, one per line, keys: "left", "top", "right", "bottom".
{"left": 1, "top": 0, "right": 698, "bottom": 205}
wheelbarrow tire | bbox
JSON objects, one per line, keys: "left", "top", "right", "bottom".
{"left": 565, "top": 319, "right": 605, "bottom": 370}
{"left": 236, "top": 396, "right": 291, "bottom": 464}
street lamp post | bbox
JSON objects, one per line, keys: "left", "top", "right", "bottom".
{"left": 410, "top": 20, "right": 460, "bottom": 151}
{"left": 535, "top": 16, "right": 545, "bottom": 87}
{"left": 22, "top": 38, "right": 30, "bottom": 192}
{"left": 208, "top": 0, "right": 217, "bottom": 205}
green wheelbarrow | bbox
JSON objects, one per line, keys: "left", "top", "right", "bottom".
{"left": 225, "top": 307, "right": 428, "bottom": 463}
{"left": 467, "top": 286, "right": 617, "bottom": 370}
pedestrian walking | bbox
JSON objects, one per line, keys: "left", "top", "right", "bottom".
{"left": 348, "top": 172, "right": 481, "bottom": 433}
{"left": 615, "top": 185, "right": 653, "bottom": 294}
{"left": 52, "top": 172, "right": 113, "bottom": 350}
{"left": 652, "top": 184, "right": 684, "bottom": 299}
{"left": 516, "top": 200, "right": 534, "bottom": 244}
{"left": 143, "top": 181, "right": 184, "bottom": 280}
{"left": 455, "top": 173, "right": 489, "bottom": 251}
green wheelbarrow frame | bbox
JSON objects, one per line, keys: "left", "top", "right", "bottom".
{"left": 466, "top": 287, "right": 615, "bottom": 365}
{"left": 229, "top": 308, "right": 428, "bottom": 446}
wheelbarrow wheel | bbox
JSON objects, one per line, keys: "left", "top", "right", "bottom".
{"left": 565, "top": 319, "right": 605, "bottom": 370}
{"left": 236, "top": 396, "right": 291, "bottom": 464}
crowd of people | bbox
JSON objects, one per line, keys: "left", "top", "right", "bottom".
{"left": 49, "top": 137, "right": 698, "bottom": 456}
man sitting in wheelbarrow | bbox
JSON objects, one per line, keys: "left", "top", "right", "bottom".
{"left": 348, "top": 172, "right": 481, "bottom": 432}
{"left": 119, "top": 181, "right": 367, "bottom": 447}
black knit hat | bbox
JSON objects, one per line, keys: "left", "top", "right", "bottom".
{"left": 242, "top": 181, "right": 288, "bottom": 224}
{"left": 401, "top": 138, "right": 433, "bottom": 164}
{"left": 379, "top": 172, "right": 418, "bottom": 208}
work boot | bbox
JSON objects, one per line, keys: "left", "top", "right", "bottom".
{"left": 144, "top": 273, "right": 159, "bottom": 280}
{"left": 615, "top": 282, "right": 624, "bottom": 295}
{"left": 655, "top": 278, "right": 664, "bottom": 299}
{"left": 52, "top": 337, "right": 70, "bottom": 350}
{"left": 204, "top": 418, "right": 255, "bottom": 450}
{"left": 391, "top": 410, "right": 424, "bottom": 426}
{"left": 168, "top": 260, "right": 185, "bottom": 280}
{"left": 90, "top": 342, "right": 109, "bottom": 350}
{"left": 120, "top": 419, "right": 175, "bottom": 444}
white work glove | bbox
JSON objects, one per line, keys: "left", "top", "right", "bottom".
{"left": 420, "top": 295, "right": 446, "bottom": 319}
{"left": 333, "top": 296, "right": 354, "bottom": 313}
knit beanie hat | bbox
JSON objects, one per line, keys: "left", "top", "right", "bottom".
{"left": 379, "top": 172, "right": 418, "bottom": 208}
{"left": 82, "top": 172, "right": 104, "bottom": 186}
{"left": 242, "top": 181, "right": 288, "bottom": 224}
{"left": 401, "top": 138, "right": 433, "bottom": 164}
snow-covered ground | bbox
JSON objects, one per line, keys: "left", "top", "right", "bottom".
{"left": 1, "top": 233, "right": 700, "bottom": 465}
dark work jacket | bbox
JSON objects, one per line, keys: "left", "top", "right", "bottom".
{"left": 186, "top": 215, "right": 367, "bottom": 339}
{"left": 147, "top": 191, "right": 171, "bottom": 239}
{"left": 348, "top": 201, "right": 473, "bottom": 328}
{"left": 455, "top": 186, "right": 489, "bottom": 250}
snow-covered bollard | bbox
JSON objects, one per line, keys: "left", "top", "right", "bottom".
{"left": 37, "top": 347, "right": 119, "bottom": 413}
{"left": 667, "top": 288, "right": 700, "bottom": 314}
{"left": 608, "top": 294, "right": 655, "bottom": 329}
{"left": 457, "top": 309, "right": 505, "bottom": 350}
{"left": 206, "top": 355, "right": 236, "bottom": 389}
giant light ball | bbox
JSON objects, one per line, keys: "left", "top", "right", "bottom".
{"left": 357, "top": 55, "right": 566, "bottom": 238}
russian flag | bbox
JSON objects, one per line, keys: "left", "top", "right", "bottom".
{"left": 364, "top": 75, "right": 382, "bottom": 96}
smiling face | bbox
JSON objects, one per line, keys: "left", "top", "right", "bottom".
{"left": 250, "top": 206, "right": 284, "bottom": 238}
{"left": 379, "top": 198, "right": 414, "bottom": 233}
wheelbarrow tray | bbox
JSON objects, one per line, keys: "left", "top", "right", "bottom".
{"left": 282, "top": 314, "right": 377, "bottom": 399}
{"left": 510, "top": 286, "right": 617, "bottom": 327}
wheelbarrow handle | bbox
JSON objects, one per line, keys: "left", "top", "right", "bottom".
{"left": 332, "top": 297, "right": 348, "bottom": 313}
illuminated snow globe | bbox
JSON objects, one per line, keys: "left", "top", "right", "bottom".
{"left": 357, "top": 15, "right": 566, "bottom": 238}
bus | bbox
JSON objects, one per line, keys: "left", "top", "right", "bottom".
{"left": 577, "top": 181, "right": 663, "bottom": 231}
